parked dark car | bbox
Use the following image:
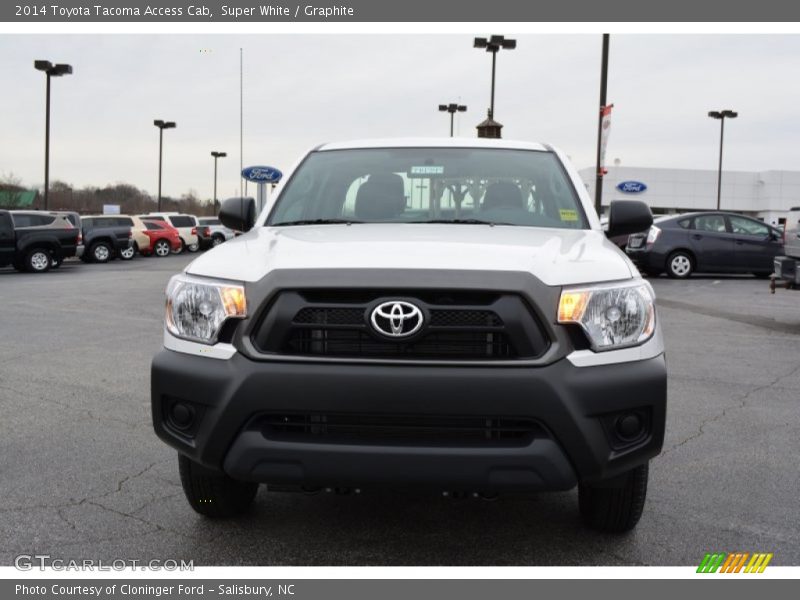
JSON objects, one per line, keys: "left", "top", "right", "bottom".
{"left": 80, "top": 216, "right": 135, "bottom": 263}
{"left": 626, "top": 211, "right": 784, "bottom": 278}
{"left": 0, "top": 209, "right": 82, "bottom": 273}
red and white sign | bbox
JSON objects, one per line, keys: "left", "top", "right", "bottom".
{"left": 599, "top": 104, "right": 614, "bottom": 175}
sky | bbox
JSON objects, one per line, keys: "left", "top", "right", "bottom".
{"left": 2, "top": 34, "right": 800, "bottom": 200}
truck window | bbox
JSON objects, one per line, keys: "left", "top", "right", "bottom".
{"left": 12, "top": 214, "right": 55, "bottom": 228}
{"left": 269, "top": 147, "right": 588, "bottom": 230}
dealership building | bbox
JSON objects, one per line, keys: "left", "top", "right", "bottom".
{"left": 579, "top": 166, "right": 800, "bottom": 228}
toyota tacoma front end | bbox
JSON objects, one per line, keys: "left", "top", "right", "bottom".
{"left": 152, "top": 139, "right": 666, "bottom": 532}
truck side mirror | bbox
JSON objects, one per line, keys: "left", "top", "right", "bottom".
{"left": 219, "top": 197, "right": 256, "bottom": 233}
{"left": 607, "top": 200, "right": 653, "bottom": 238}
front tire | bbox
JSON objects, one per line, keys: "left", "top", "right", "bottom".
{"left": 119, "top": 246, "right": 135, "bottom": 260}
{"left": 178, "top": 454, "right": 258, "bottom": 518}
{"left": 579, "top": 463, "right": 649, "bottom": 533}
{"left": 211, "top": 234, "right": 225, "bottom": 248}
{"left": 25, "top": 248, "right": 52, "bottom": 273}
{"left": 666, "top": 251, "right": 694, "bottom": 279}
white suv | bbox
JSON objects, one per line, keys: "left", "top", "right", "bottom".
{"left": 143, "top": 213, "right": 200, "bottom": 252}
{"left": 152, "top": 138, "right": 666, "bottom": 532}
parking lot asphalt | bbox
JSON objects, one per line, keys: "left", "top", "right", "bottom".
{"left": 1, "top": 256, "right": 798, "bottom": 566}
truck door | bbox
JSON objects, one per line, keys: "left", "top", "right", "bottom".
{"left": 0, "top": 211, "right": 14, "bottom": 267}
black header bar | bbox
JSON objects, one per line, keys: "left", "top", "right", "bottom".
{"left": 2, "top": 0, "right": 798, "bottom": 23}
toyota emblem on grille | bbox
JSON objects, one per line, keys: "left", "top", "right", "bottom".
{"left": 370, "top": 301, "right": 424, "bottom": 338}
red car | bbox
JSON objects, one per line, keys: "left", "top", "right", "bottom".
{"left": 140, "top": 219, "right": 183, "bottom": 257}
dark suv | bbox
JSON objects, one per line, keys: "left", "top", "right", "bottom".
{"left": 626, "top": 211, "right": 783, "bottom": 278}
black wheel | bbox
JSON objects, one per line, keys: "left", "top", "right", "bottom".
{"left": 187, "top": 241, "right": 200, "bottom": 253}
{"left": 579, "top": 463, "right": 649, "bottom": 533}
{"left": 211, "top": 234, "right": 225, "bottom": 247}
{"left": 178, "top": 454, "right": 258, "bottom": 518}
{"left": 25, "top": 248, "right": 52, "bottom": 273}
{"left": 153, "top": 239, "right": 171, "bottom": 257}
{"left": 90, "top": 241, "right": 112, "bottom": 263}
{"left": 666, "top": 251, "right": 694, "bottom": 279}
{"left": 119, "top": 246, "right": 135, "bottom": 260}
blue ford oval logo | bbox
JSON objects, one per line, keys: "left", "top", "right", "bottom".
{"left": 241, "top": 165, "right": 283, "bottom": 184}
{"left": 617, "top": 181, "right": 647, "bottom": 193}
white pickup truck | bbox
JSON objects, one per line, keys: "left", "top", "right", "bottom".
{"left": 151, "top": 138, "right": 667, "bottom": 532}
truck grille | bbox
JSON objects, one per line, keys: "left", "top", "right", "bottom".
{"left": 285, "top": 328, "right": 514, "bottom": 359}
{"left": 256, "top": 413, "right": 544, "bottom": 447}
{"left": 251, "top": 289, "right": 550, "bottom": 361}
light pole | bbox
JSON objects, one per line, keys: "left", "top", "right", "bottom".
{"left": 154, "top": 120, "right": 176, "bottom": 212}
{"left": 708, "top": 110, "right": 737, "bottom": 211}
{"left": 438, "top": 103, "right": 467, "bottom": 137}
{"left": 473, "top": 35, "right": 516, "bottom": 121}
{"left": 34, "top": 60, "right": 72, "bottom": 211}
{"left": 211, "top": 151, "right": 227, "bottom": 212}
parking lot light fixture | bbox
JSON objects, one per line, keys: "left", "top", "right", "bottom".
{"left": 473, "top": 35, "right": 516, "bottom": 121}
{"left": 34, "top": 60, "right": 73, "bottom": 211}
{"left": 154, "top": 120, "right": 176, "bottom": 212}
{"left": 211, "top": 151, "right": 227, "bottom": 212}
{"left": 438, "top": 103, "right": 467, "bottom": 137}
{"left": 708, "top": 109, "right": 738, "bottom": 211}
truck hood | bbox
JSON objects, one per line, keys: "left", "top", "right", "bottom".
{"left": 185, "top": 224, "right": 636, "bottom": 287}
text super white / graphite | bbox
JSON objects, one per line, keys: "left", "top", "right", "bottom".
{"left": 20, "top": 5, "right": 356, "bottom": 18}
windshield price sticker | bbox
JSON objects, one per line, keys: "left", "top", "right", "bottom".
{"left": 410, "top": 166, "right": 445, "bottom": 176}
{"left": 559, "top": 209, "right": 579, "bottom": 222}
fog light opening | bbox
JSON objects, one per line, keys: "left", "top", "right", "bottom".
{"left": 615, "top": 413, "right": 644, "bottom": 441}
{"left": 169, "top": 402, "right": 195, "bottom": 431}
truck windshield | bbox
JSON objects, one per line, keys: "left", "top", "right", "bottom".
{"left": 268, "top": 147, "right": 588, "bottom": 229}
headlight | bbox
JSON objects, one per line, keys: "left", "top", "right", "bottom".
{"left": 558, "top": 280, "right": 655, "bottom": 351}
{"left": 165, "top": 274, "right": 247, "bottom": 344}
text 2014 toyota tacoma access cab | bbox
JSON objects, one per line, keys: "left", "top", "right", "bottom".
{"left": 151, "top": 139, "right": 666, "bottom": 532}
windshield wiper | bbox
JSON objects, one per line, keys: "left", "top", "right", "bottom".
{"left": 407, "top": 219, "right": 515, "bottom": 226}
{"left": 272, "top": 219, "right": 362, "bottom": 226}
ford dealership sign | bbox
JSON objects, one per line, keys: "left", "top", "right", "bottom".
{"left": 617, "top": 181, "right": 648, "bottom": 193}
{"left": 242, "top": 165, "right": 283, "bottom": 184}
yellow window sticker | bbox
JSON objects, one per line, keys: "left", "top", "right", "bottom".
{"left": 559, "top": 209, "right": 578, "bottom": 222}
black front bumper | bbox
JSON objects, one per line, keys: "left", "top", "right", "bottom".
{"left": 151, "top": 350, "right": 667, "bottom": 492}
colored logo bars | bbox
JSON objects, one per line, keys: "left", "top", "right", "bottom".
{"left": 697, "top": 552, "right": 773, "bottom": 573}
